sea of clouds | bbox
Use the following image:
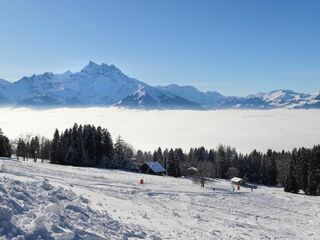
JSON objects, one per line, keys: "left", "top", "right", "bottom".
{"left": 0, "top": 107, "right": 319, "bottom": 153}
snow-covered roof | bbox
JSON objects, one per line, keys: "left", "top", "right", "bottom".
{"left": 187, "top": 167, "right": 198, "bottom": 172}
{"left": 144, "top": 161, "right": 166, "bottom": 173}
{"left": 230, "top": 177, "right": 243, "bottom": 183}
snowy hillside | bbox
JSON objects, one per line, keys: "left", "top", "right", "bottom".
{"left": 157, "top": 84, "right": 224, "bottom": 108}
{"left": 1, "top": 159, "right": 319, "bottom": 239}
{"left": 118, "top": 84, "right": 200, "bottom": 109}
{"left": 0, "top": 62, "right": 319, "bottom": 109}
{"left": 0, "top": 78, "right": 10, "bottom": 87}
{"left": 0, "top": 79, "right": 11, "bottom": 105}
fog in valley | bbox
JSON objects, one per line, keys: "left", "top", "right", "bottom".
{"left": 0, "top": 107, "right": 319, "bottom": 153}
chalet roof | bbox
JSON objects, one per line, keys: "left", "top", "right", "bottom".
{"left": 230, "top": 177, "right": 243, "bottom": 183}
{"left": 187, "top": 167, "right": 198, "bottom": 172}
{"left": 144, "top": 161, "right": 166, "bottom": 173}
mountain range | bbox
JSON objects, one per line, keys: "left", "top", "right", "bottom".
{"left": 0, "top": 61, "right": 319, "bottom": 109}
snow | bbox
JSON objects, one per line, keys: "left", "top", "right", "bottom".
{"left": 1, "top": 107, "right": 320, "bottom": 153}
{"left": 158, "top": 84, "right": 225, "bottom": 106}
{"left": 230, "top": 177, "right": 243, "bottom": 183}
{"left": 0, "top": 159, "right": 319, "bottom": 239}
{"left": 248, "top": 89, "right": 318, "bottom": 108}
{"left": 133, "top": 85, "right": 146, "bottom": 99}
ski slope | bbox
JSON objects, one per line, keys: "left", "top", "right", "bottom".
{"left": 0, "top": 159, "right": 319, "bottom": 239}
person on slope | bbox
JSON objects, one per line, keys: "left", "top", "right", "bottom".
{"left": 200, "top": 177, "right": 205, "bottom": 187}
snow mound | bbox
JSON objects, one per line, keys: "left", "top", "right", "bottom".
{"left": 0, "top": 177, "right": 147, "bottom": 240}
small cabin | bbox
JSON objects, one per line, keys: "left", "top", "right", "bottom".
{"left": 230, "top": 177, "right": 243, "bottom": 186}
{"left": 140, "top": 161, "right": 166, "bottom": 175}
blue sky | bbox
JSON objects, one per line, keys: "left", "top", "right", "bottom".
{"left": 0, "top": 0, "right": 319, "bottom": 96}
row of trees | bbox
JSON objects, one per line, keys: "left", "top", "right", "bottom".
{"left": 16, "top": 136, "right": 51, "bottom": 162}
{"left": 2, "top": 123, "right": 319, "bottom": 196}
{"left": 142, "top": 146, "right": 281, "bottom": 185}
{"left": 285, "top": 146, "right": 320, "bottom": 195}
{"left": 50, "top": 124, "right": 137, "bottom": 169}
{"left": 144, "top": 145, "right": 320, "bottom": 195}
{"left": 50, "top": 124, "right": 114, "bottom": 167}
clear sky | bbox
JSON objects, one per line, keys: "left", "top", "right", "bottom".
{"left": 0, "top": 0, "right": 319, "bottom": 96}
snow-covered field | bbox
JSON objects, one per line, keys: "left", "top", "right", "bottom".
{"left": 1, "top": 159, "right": 320, "bottom": 239}
{"left": 1, "top": 107, "right": 320, "bottom": 153}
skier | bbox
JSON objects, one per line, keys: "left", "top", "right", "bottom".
{"left": 200, "top": 177, "right": 205, "bottom": 187}
{"left": 232, "top": 186, "right": 235, "bottom": 192}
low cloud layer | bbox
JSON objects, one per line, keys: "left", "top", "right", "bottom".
{"left": 0, "top": 107, "right": 319, "bottom": 153}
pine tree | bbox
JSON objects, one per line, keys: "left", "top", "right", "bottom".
{"left": 85, "top": 125, "right": 96, "bottom": 166}
{"left": 39, "top": 137, "right": 51, "bottom": 162}
{"left": 167, "top": 149, "right": 176, "bottom": 177}
{"left": 101, "top": 129, "right": 113, "bottom": 167}
{"left": 263, "top": 150, "right": 277, "bottom": 185}
{"left": 0, "top": 130, "right": 11, "bottom": 158}
{"left": 157, "top": 147, "right": 163, "bottom": 163}
{"left": 174, "top": 148, "right": 183, "bottom": 177}
{"left": 50, "top": 129, "right": 60, "bottom": 164}
{"left": 163, "top": 148, "right": 169, "bottom": 171}
{"left": 17, "top": 138, "right": 27, "bottom": 160}
{"left": 215, "top": 145, "right": 225, "bottom": 178}
{"left": 29, "top": 136, "right": 40, "bottom": 162}
{"left": 95, "top": 126, "right": 103, "bottom": 166}
{"left": 152, "top": 150, "right": 157, "bottom": 162}
{"left": 297, "top": 148, "right": 311, "bottom": 193}
{"left": 67, "top": 123, "right": 81, "bottom": 166}
{"left": 284, "top": 152, "right": 299, "bottom": 193}
{"left": 113, "top": 135, "right": 126, "bottom": 168}
{"left": 307, "top": 145, "right": 320, "bottom": 195}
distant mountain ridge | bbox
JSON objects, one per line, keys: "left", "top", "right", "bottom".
{"left": 0, "top": 61, "right": 319, "bottom": 109}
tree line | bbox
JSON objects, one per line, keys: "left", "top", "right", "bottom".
{"left": 0, "top": 124, "right": 319, "bottom": 195}
{"left": 16, "top": 135, "right": 51, "bottom": 162}
{"left": 145, "top": 145, "right": 320, "bottom": 195}
{"left": 284, "top": 146, "right": 320, "bottom": 195}
{"left": 50, "top": 123, "right": 134, "bottom": 169}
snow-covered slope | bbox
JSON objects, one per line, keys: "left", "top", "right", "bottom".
{"left": 157, "top": 84, "right": 225, "bottom": 107}
{"left": 285, "top": 91, "right": 320, "bottom": 109}
{"left": 0, "top": 78, "right": 11, "bottom": 87}
{"left": 217, "top": 90, "right": 320, "bottom": 109}
{"left": 118, "top": 84, "right": 201, "bottom": 109}
{"left": 249, "top": 90, "right": 309, "bottom": 107}
{"left": 1, "top": 158, "right": 320, "bottom": 239}
{"left": 0, "top": 62, "right": 319, "bottom": 109}
{"left": 0, "top": 79, "right": 12, "bottom": 105}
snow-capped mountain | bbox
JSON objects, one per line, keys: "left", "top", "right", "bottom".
{"left": 0, "top": 62, "right": 319, "bottom": 109}
{"left": 0, "top": 62, "right": 143, "bottom": 107}
{"left": 212, "top": 89, "right": 319, "bottom": 109}
{"left": 248, "top": 90, "right": 309, "bottom": 107}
